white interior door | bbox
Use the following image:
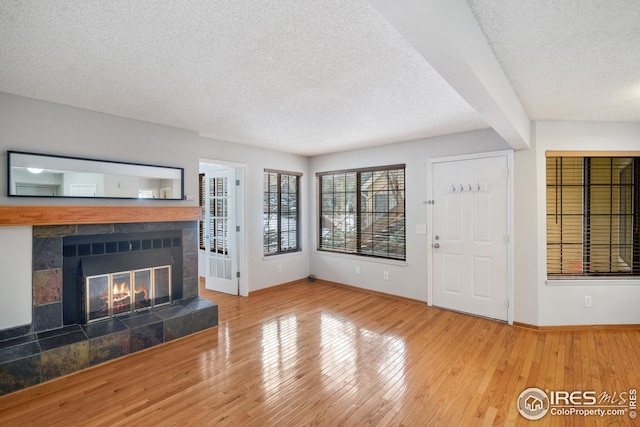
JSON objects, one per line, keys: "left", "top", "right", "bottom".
{"left": 431, "top": 155, "right": 509, "bottom": 321}
{"left": 203, "top": 168, "right": 238, "bottom": 295}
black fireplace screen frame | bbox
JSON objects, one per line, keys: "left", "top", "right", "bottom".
{"left": 63, "top": 230, "right": 183, "bottom": 325}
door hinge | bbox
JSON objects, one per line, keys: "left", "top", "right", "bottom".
{"left": 236, "top": 179, "right": 240, "bottom": 186}
{"left": 504, "top": 234, "right": 510, "bottom": 244}
{"left": 236, "top": 271, "right": 241, "bottom": 278}
{"left": 236, "top": 225, "right": 240, "bottom": 232}
{"left": 424, "top": 200, "right": 435, "bottom": 205}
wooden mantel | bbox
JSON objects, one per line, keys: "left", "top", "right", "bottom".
{"left": 0, "top": 205, "right": 202, "bottom": 226}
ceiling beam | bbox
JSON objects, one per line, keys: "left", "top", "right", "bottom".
{"left": 368, "top": 0, "right": 531, "bottom": 150}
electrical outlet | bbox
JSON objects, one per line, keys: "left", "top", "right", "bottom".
{"left": 277, "top": 265, "right": 282, "bottom": 273}
{"left": 383, "top": 271, "right": 389, "bottom": 280}
{"left": 584, "top": 296, "right": 592, "bottom": 308}
{"left": 356, "top": 266, "right": 361, "bottom": 274}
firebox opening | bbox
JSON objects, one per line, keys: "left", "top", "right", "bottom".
{"left": 80, "top": 249, "right": 174, "bottom": 323}
{"left": 85, "top": 265, "right": 172, "bottom": 323}
{"left": 63, "top": 230, "right": 183, "bottom": 325}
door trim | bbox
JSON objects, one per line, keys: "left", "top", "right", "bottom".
{"left": 427, "top": 150, "right": 514, "bottom": 325}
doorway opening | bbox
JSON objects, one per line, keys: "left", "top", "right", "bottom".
{"left": 198, "top": 160, "right": 245, "bottom": 296}
{"left": 428, "top": 151, "right": 513, "bottom": 324}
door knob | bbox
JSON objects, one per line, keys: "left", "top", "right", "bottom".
{"left": 433, "top": 243, "right": 440, "bottom": 249}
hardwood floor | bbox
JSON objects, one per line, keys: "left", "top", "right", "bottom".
{"left": 1, "top": 279, "right": 638, "bottom": 426}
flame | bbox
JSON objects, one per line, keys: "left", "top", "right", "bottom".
{"left": 113, "top": 282, "right": 130, "bottom": 296}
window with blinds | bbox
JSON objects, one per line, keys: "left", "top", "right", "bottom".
{"left": 317, "top": 165, "right": 405, "bottom": 261}
{"left": 263, "top": 170, "right": 301, "bottom": 255}
{"left": 546, "top": 154, "right": 640, "bottom": 277}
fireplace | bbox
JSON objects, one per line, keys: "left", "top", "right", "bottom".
{"left": 0, "top": 212, "right": 218, "bottom": 398}
{"left": 63, "top": 230, "right": 184, "bottom": 325}
{"left": 84, "top": 265, "right": 171, "bottom": 323}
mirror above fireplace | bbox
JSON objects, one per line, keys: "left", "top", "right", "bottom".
{"left": 7, "top": 151, "right": 184, "bottom": 200}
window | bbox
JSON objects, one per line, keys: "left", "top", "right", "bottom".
{"left": 546, "top": 153, "right": 640, "bottom": 277}
{"left": 263, "top": 170, "right": 301, "bottom": 255}
{"left": 199, "top": 173, "right": 230, "bottom": 254}
{"left": 199, "top": 173, "right": 205, "bottom": 250}
{"left": 317, "top": 165, "right": 405, "bottom": 261}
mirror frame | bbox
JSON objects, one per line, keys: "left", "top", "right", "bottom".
{"left": 7, "top": 150, "right": 184, "bottom": 200}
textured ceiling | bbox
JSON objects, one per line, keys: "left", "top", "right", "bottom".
{"left": 0, "top": 1, "right": 638, "bottom": 156}
{"left": 467, "top": 0, "right": 640, "bottom": 122}
{"left": 0, "top": 0, "right": 487, "bottom": 156}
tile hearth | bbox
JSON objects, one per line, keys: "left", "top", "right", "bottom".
{"left": 0, "top": 297, "right": 217, "bottom": 394}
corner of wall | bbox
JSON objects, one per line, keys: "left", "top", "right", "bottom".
{"left": 0, "top": 227, "right": 33, "bottom": 330}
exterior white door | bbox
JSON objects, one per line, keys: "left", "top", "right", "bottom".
{"left": 431, "top": 155, "right": 509, "bottom": 321}
{"left": 203, "top": 168, "right": 238, "bottom": 295}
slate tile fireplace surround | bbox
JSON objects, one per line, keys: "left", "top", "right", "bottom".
{"left": 0, "top": 207, "right": 217, "bottom": 396}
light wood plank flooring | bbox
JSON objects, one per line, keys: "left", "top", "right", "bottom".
{"left": 0, "top": 280, "right": 638, "bottom": 426}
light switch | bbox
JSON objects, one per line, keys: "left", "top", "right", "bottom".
{"left": 416, "top": 224, "right": 427, "bottom": 234}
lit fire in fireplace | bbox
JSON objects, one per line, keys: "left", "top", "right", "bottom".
{"left": 113, "top": 281, "right": 131, "bottom": 312}
{"left": 113, "top": 282, "right": 129, "bottom": 297}
{"left": 85, "top": 266, "right": 171, "bottom": 323}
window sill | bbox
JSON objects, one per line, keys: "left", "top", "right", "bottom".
{"left": 263, "top": 251, "right": 303, "bottom": 261}
{"left": 546, "top": 278, "right": 640, "bottom": 286}
{"left": 315, "top": 250, "right": 408, "bottom": 267}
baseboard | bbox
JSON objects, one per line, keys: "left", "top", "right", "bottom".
{"left": 247, "top": 277, "right": 426, "bottom": 305}
{"left": 247, "top": 280, "right": 639, "bottom": 331}
{"left": 514, "top": 321, "right": 640, "bottom": 331}
{"left": 317, "top": 279, "right": 427, "bottom": 306}
{"left": 248, "top": 278, "right": 310, "bottom": 296}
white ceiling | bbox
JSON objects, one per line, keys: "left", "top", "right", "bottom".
{"left": 467, "top": 0, "right": 640, "bottom": 122}
{"left": 0, "top": 0, "right": 638, "bottom": 156}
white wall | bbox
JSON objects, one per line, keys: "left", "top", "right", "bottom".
{"left": 0, "top": 92, "right": 201, "bottom": 330}
{"left": 309, "top": 129, "right": 510, "bottom": 301}
{"left": 513, "top": 130, "right": 539, "bottom": 325}
{"left": 11, "top": 169, "right": 62, "bottom": 196}
{"left": 0, "top": 92, "right": 200, "bottom": 206}
{"left": 515, "top": 121, "right": 640, "bottom": 326}
{"left": 0, "top": 227, "right": 32, "bottom": 330}
{"left": 64, "top": 172, "right": 104, "bottom": 197}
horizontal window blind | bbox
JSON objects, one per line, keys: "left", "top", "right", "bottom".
{"left": 263, "top": 170, "right": 301, "bottom": 255}
{"left": 546, "top": 156, "right": 639, "bottom": 277}
{"left": 317, "top": 165, "right": 405, "bottom": 261}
